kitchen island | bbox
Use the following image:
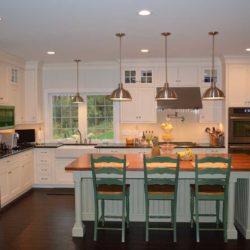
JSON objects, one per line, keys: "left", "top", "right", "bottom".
{"left": 65, "top": 153, "right": 250, "bottom": 240}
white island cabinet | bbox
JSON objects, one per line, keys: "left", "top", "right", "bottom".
{"left": 0, "top": 150, "right": 33, "bottom": 208}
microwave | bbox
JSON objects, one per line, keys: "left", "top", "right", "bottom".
{"left": 0, "top": 105, "right": 15, "bottom": 129}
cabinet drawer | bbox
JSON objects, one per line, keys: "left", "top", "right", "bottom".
{"left": 37, "top": 176, "right": 51, "bottom": 183}
{"left": 36, "top": 158, "right": 51, "bottom": 164}
{"left": 37, "top": 166, "right": 50, "bottom": 176}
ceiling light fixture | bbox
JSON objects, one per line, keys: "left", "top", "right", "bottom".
{"left": 72, "top": 59, "right": 84, "bottom": 103}
{"left": 47, "top": 51, "right": 55, "bottom": 55}
{"left": 246, "top": 48, "right": 250, "bottom": 52}
{"left": 0, "top": 17, "right": 3, "bottom": 22}
{"left": 202, "top": 31, "right": 225, "bottom": 100}
{"left": 156, "top": 32, "right": 178, "bottom": 100}
{"left": 110, "top": 33, "right": 132, "bottom": 101}
{"left": 138, "top": 10, "right": 151, "bottom": 16}
{"left": 141, "top": 49, "right": 149, "bottom": 53}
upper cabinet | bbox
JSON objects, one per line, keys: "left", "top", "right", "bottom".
{"left": 24, "top": 62, "right": 43, "bottom": 123}
{"left": 0, "top": 62, "right": 9, "bottom": 104}
{"left": 227, "top": 64, "right": 250, "bottom": 107}
{"left": 157, "top": 64, "right": 199, "bottom": 87}
{"left": 120, "top": 86, "right": 156, "bottom": 123}
{"left": 123, "top": 67, "right": 155, "bottom": 85}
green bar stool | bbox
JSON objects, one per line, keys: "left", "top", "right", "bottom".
{"left": 190, "top": 155, "right": 231, "bottom": 242}
{"left": 90, "top": 154, "right": 130, "bottom": 242}
{"left": 143, "top": 154, "right": 180, "bottom": 242}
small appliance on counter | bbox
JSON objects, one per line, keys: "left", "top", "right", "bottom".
{"left": 15, "top": 129, "right": 36, "bottom": 146}
{"left": 0, "top": 132, "right": 19, "bottom": 149}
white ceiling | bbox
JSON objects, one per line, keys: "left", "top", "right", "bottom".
{"left": 0, "top": 0, "right": 250, "bottom": 63}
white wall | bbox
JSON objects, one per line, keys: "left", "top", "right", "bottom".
{"left": 42, "top": 58, "right": 224, "bottom": 143}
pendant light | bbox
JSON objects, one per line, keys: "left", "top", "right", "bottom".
{"left": 156, "top": 32, "right": 178, "bottom": 100}
{"left": 202, "top": 32, "right": 225, "bottom": 100}
{"left": 72, "top": 59, "right": 84, "bottom": 103}
{"left": 110, "top": 33, "right": 132, "bottom": 101}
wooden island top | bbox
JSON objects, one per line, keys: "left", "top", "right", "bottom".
{"left": 65, "top": 153, "right": 250, "bottom": 172}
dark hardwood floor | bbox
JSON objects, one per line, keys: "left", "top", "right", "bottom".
{"left": 0, "top": 189, "right": 249, "bottom": 250}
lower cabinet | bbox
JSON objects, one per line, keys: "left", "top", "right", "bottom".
{"left": 34, "top": 148, "right": 55, "bottom": 186}
{"left": 0, "top": 150, "right": 33, "bottom": 207}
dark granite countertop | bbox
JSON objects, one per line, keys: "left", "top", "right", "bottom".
{"left": 35, "top": 143, "right": 64, "bottom": 148}
{"left": 95, "top": 142, "right": 225, "bottom": 149}
{"left": 0, "top": 144, "right": 34, "bottom": 159}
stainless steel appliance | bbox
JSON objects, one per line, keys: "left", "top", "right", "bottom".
{"left": 228, "top": 107, "right": 250, "bottom": 153}
{"left": 0, "top": 132, "right": 19, "bottom": 149}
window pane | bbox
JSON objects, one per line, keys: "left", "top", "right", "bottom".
{"left": 52, "top": 96, "right": 78, "bottom": 139}
{"left": 87, "top": 95, "right": 114, "bottom": 140}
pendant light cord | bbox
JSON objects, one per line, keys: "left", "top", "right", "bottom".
{"left": 210, "top": 31, "right": 218, "bottom": 88}
{"left": 116, "top": 33, "right": 125, "bottom": 86}
{"left": 119, "top": 35, "right": 122, "bottom": 84}
{"left": 74, "top": 59, "right": 81, "bottom": 92}
{"left": 162, "top": 32, "right": 171, "bottom": 87}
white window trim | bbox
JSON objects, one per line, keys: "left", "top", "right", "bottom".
{"left": 44, "top": 89, "right": 120, "bottom": 143}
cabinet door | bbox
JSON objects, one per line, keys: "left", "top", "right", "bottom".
{"left": 8, "top": 162, "right": 21, "bottom": 199}
{"left": 0, "top": 62, "right": 9, "bottom": 104}
{"left": 120, "top": 87, "right": 156, "bottom": 123}
{"left": 168, "top": 66, "right": 199, "bottom": 86}
{"left": 0, "top": 160, "right": 8, "bottom": 205}
{"left": 120, "top": 88, "right": 140, "bottom": 122}
{"left": 20, "top": 151, "right": 34, "bottom": 190}
{"left": 228, "top": 65, "right": 250, "bottom": 107}
{"left": 139, "top": 87, "right": 156, "bottom": 123}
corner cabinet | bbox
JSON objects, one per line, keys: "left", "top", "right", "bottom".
{"left": 0, "top": 150, "right": 33, "bottom": 208}
{"left": 227, "top": 64, "right": 250, "bottom": 107}
{"left": 120, "top": 86, "right": 157, "bottom": 123}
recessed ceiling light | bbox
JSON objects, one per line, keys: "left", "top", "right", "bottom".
{"left": 0, "top": 17, "right": 3, "bottom": 22}
{"left": 246, "top": 48, "right": 250, "bottom": 52}
{"left": 138, "top": 10, "right": 151, "bottom": 16}
{"left": 47, "top": 51, "right": 55, "bottom": 55}
{"left": 141, "top": 49, "right": 149, "bottom": 53}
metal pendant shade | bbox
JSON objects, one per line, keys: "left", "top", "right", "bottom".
{"left": 202, "top": 32, "right": 225, "bottom": 100}
{"left": 110, "top": 33, "right": 132, "bottom": 101}
{"left": 72, "top": 59, "right": 84, "bottom": 103}
{"left": 156, "top": 32, "right": 178, "bottom": 100}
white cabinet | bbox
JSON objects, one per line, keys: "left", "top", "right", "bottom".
{"left": 54, "top": 145, "right": 97, "bottom": 186}
{"left": 0, "top": 62, "right": 9, "bottom": 104}
{"left": 24, "top": 62, "right": 43, "bottom": 123}
{"left": 0, "top": 150, "right": 33, "bottom": 207}
{"left": 20, "top": 150, "right": 33, "bottom": 190}
{"left": 157, "top": 65, "right": 199, "bottom": 87}
{"left": 120, "top": 86, "right": 156, "bottom": 123}
{"left": 0, "top": 158, "right": 9, "bottom": 205}
{"left": 169, "top": 66, "right": 199, "bottom": 86}
{"left": 34, "top": 148, "right": 55, "bottom": 185}
{"left": 9, "top": 66, "right": 25, "bottom": 124}
{"left": 227, "top": 64, "right": 250, "bottom": 107}
{"left": 123, "top": 67, "right": 155, "bottom": 84}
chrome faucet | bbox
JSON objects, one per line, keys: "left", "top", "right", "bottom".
{"left": 76, "top": 129, "right": 83, "bottom": 144}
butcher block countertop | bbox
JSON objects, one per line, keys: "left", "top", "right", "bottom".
{"left": 65, "top": 153, "right": 250, "bottom": 172}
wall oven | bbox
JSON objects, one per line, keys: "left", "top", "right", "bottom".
{"left": 228, "top": 107, "right": 250, "bottom": 153}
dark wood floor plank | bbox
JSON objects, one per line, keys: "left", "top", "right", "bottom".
{"left": 0, "top": 189, "right": 249, "bottom": 250}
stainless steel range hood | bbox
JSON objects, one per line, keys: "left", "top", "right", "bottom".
{"left": 156, "top": 87, "right": 203, "bottom": 110}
